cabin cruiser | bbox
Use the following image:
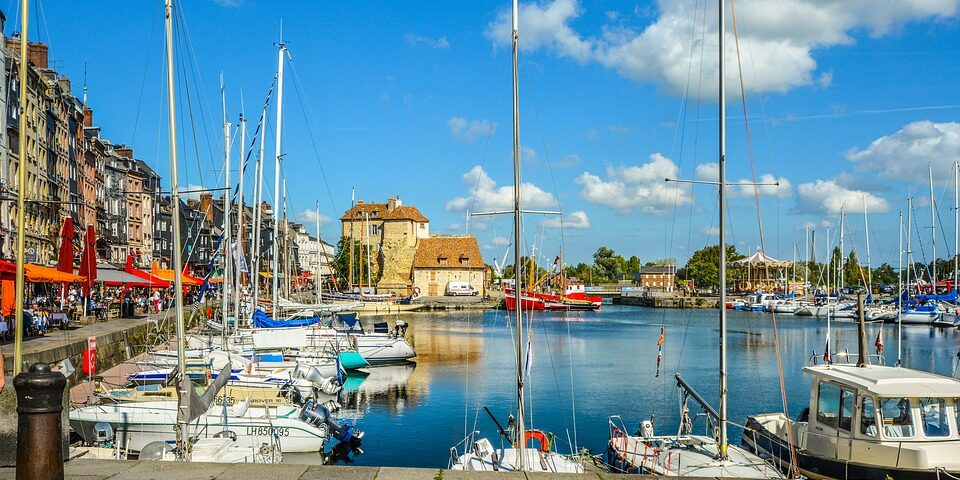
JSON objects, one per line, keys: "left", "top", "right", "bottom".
{"left": 742, "top": 361, "right": 960, "bottom": 479}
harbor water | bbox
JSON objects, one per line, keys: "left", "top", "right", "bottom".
{"left": 286, "top": 305, "right": 960, "bottom": 468}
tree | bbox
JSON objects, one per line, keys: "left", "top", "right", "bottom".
{"left": 593, "top": 247, "right": 622, "bottom": 282}
{"left": 685, "top": 244, "right": 743, "bottom": 291}
{"left": 844, "top": 250, "right": 864, "bottom": 288}
{"left": 333, "top": 238, "right": 363, "bottom": 289}
{"left": 626, "top": 256, "right": 641, "bottom": 278}
{"left": 564, "top": 262, "right": 595, "bottom": 284}
{"left": 873, "top": 263, "right": 897, "bottom": 286}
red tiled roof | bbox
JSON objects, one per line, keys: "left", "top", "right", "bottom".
{"left": 413, "top": 236, "right": 484, "bottom": 269}
{"left": 381, "top": 205, "right": 429, "bottom": 222}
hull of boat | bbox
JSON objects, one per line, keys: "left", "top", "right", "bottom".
{"left": 504, "top": 294, "right": 546, "bottom": 311}
{"left": 606, "top": 431, "right": 782, "bottom": 478}
{"left": 70, "top": 402, "right": 327, "bottom": 453}
{"left": 742, "top": 416, "right": 959, "bottom": 480}
{"left": 450, "top": 444, "right": 583, "bottom": 473}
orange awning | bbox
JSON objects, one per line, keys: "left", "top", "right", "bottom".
{"left": 25, "top": 264, "right": 86, "bottom": 283}
{"left": 152, "top": 269, "right": 202, "bottom": 286}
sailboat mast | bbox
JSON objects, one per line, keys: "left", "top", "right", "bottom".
{"left": 316, "top": 200, "right": 322, "bottom": 301}
{"left": 251, "top": 102, "right": 267, "bottom": 316}
{"left": 283, "top": 179, "right": 289, "bottom": 298}
{"left": 897, "top": 210, "right": 903, "bottom": 366}
{"left": 163, "top": 0, "right": 189, "bottom": 457}
{"left": 954, "top": 161, "right": 958, "bottom": 293}
{"left": 864, "top": 198, "right": 872, "bottom": 293}
{"left": 804, "top": 226, "right": 809, "bottom": 296}
{"left": 930, "top": 164, "right": 936, "bottom": 292}
{"left": 510, "top": 0, "right": 526, "bottom": 470}
{"left": 271, "top": 40, "right": 286, "bottom": 308}
{"left": 12, "top": 0, "right": 28, "bottom": 375}
{"left": 221, "top": 79, "right": 232, "bottom": 329}
{"left": 717, "top": 0, "right": 729, "bottom": 459}
{"left": 839, "top": 206, "right": 845, "bottom": 293}
{"left": 235, "top": 112, "right": 245, "bottom": 314}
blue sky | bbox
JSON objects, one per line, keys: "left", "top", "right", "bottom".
{"left": 18, "top": 0, "right": 960, "bottom": 268}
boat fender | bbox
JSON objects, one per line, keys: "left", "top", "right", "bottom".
{"left": 412, "top": 287, "right": 421, "bottom": 297}
{"left": 524, "top": 429, "right": 550, "bottom": 452}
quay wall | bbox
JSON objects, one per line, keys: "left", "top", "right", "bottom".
{"left": 0, "top": 458, "right": 713, "bottom": 479}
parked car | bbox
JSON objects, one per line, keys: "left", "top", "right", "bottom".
{"left": 445, "top": 282, "right": 479, "bottom": 296}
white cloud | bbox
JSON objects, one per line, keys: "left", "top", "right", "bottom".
{"left": 543, "top": 210, "right": 591, "bottom": 229}
{"left": 448, "top": 117, "right": 498, "bottom": 142}
{"left": 295, "top": 208, "right": 332, "bottom": 227}
{"left": 487, "top": 0, "right": 959, "bottom": 98}
{"left": 492, "top": 236, "right": 511, "bottom": 246}
{"left": 555, "top": 154, "right": 581, "bottom": 168}
{"left": 846, "top": 121, "right": 960, "bottom": 184}
{"left": 576, "top": 153, "right": 691, "bottom": 214}
{"left": 521, "top": 146, "right": 538, "bottom": 164}
{"left": 701, "top": 225, "right": 720, "bottom": 236}
{"left": 446, "top": 165, "right": 557, "bottom": 213}
{"left": 404, "top": 33, "right": 451, "bottom": 50}
{"left": 183, "top": 184, "right": 208, "bottom": 201}
{"left": 796, "top": 179, "right": 889, "bottom": 216}
{"left": 214, "top": 0, "right": 241, "bottom": 7}
{"left": 694, "top": 163, "right": 791, "bottom": 197}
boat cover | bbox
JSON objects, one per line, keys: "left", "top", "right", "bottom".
{"left": 252, "top": 309, "right": 322, "bottom": 328}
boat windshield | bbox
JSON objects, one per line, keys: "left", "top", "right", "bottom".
{"left": 919, "top": 397, "right": 950, "bottom": 438}
{"left": 879, "top": 397, "right": 915, "bottom": 438}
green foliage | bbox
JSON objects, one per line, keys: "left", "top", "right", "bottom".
{"left": 684, "top": 244, "right": 744, "bottom": 290}
{"left": 593, "top": 246, "right": 623, "bottom": 281}
{"left": 873, "top": 263, "right": 897, "bottom": 286}
{"left": 333, "top": 238, "right": 363, "bottom": 288}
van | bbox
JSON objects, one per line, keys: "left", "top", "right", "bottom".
{"left": 445, "top": 281, "right": 478, "bottom": 296}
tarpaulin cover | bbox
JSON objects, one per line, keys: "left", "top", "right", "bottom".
{"left": 337, "top": 311, "right": 360, "bottom": 328}
{"left": 251, "top": 309, "right": 322, "bottom": 328}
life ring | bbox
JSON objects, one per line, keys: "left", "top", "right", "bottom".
{"left": 524, "top": 429, "right": 550, "bottom": 452}
{"left": 412, "top": 287, "right": 421, "bottom": 297}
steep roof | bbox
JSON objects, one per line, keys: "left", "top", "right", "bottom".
{"left": 381, "top": 205, "right": 429, "bottom": 222}
{"left": 414, "top": 236, "right": 484, "bottom": 269}
{"left": 340, "top": 202, "right": 387, "bottom": 221}
{"left": 340, "top": 202, "right": 429, "bottom": 222}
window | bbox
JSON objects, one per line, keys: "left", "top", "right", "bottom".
{"left": 839, "top": 389, "right": 855, "bottom": 431}
{"left": 817, "top": 381, "right": 841, "bottom": 429}
{"left": 919, "top": 398, "right": 950, "bottom": 437}
{"left": 369, "top": 224, "right": 379, "bottom": 236}
{"left": 879, "top": 397, "right": 915, "bottom": 438}
{"left": 861, "top": 396, "right": 878, "bottom": 437}
{"left": 439, "top": 257, "right": 448, "bottom": 266}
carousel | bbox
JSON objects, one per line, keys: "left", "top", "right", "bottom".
{"left": 731, "top": 250, "right": 797, "bottom": 294}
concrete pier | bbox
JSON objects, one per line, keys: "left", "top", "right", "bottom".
{"left": 0, "top": 459, "right": 703, "bottom": 479}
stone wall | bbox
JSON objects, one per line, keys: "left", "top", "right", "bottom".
{"left": 376, "top": 221, "right": 419, "bottom": 295}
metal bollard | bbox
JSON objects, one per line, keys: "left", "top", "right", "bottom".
{"left": 14, "top": 362, "right": 66, "bottom": 480}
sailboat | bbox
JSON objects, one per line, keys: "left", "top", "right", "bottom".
{"left": 604, "top": 0, "right": 784, "bottom": 477}
{"left": 447, "top": 0, "right": 583, "bottom": 473}
{"left": 69, "top": 3, "right": 362, "bottom": 460}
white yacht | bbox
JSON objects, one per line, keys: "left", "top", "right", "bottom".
{"left": 743, "top": 363, "right": 960, "bottom": 479}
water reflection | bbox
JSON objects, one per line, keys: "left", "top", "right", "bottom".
{"left": 290, "top": 307, "right": 960, "bottom": 468}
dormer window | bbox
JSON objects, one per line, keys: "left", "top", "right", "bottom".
{"left": 438, "top": 257, "right": 448, "bottom": 266}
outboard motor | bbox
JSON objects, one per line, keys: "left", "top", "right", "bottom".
{"left": 395, "top": 319, "right": 408, "bottom": 336}
{"left": 92, "top": 422, "right": 114, "bottom": 448}
{"left": 639, "top": 420, "right": 655, "bottom": 439}
{"left": 299, "top": 399, "right": 364, "bottom": 445}
{"left": 280, "top": 380, "right": 305, "bottom": 406}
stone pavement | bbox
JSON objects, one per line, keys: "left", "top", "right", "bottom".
{"left": 0, "top": 459, "right": 693, "bottom": 479}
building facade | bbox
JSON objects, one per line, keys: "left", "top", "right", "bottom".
{"left": 340, "top": 195, "right": 429, "bottom": 294}
{"left": 412, "top": 236, "right": 486, "bottom": 297}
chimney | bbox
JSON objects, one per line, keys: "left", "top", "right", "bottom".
{"left": 58, "top": 75, "right": 71, "bottom": 95}
{"left": 83, "top": 107, "right": 93, "bottom": 127}
{"left": 387, "top": 195, "right": 396, "bottom": 211}
{"left": 5, "top": 36, "right": 49, "bottom": 69}
{"left": 115, "top": 145, "right": 134, "bottom": 159}
{"left": 357, "top": 199, "right": 364, "bottom": 205}
{"left": 395, "top": 195, "right": 403, "bottom": 207}
{"left": 199, "top": 193, "right": 214, "bottom": 222}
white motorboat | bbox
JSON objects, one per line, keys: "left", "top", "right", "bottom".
{"left": 743, "top": 362, "right": 960, "bottom": 479}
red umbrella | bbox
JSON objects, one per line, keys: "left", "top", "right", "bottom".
{"left": 56, "top": 217, "right": 75, "bottom": 273}
{"left": 78, "top": 225, "right": 97, "bottom": 296}
{"left": 124, "top": 255, "right": 170, "bottom": 288}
